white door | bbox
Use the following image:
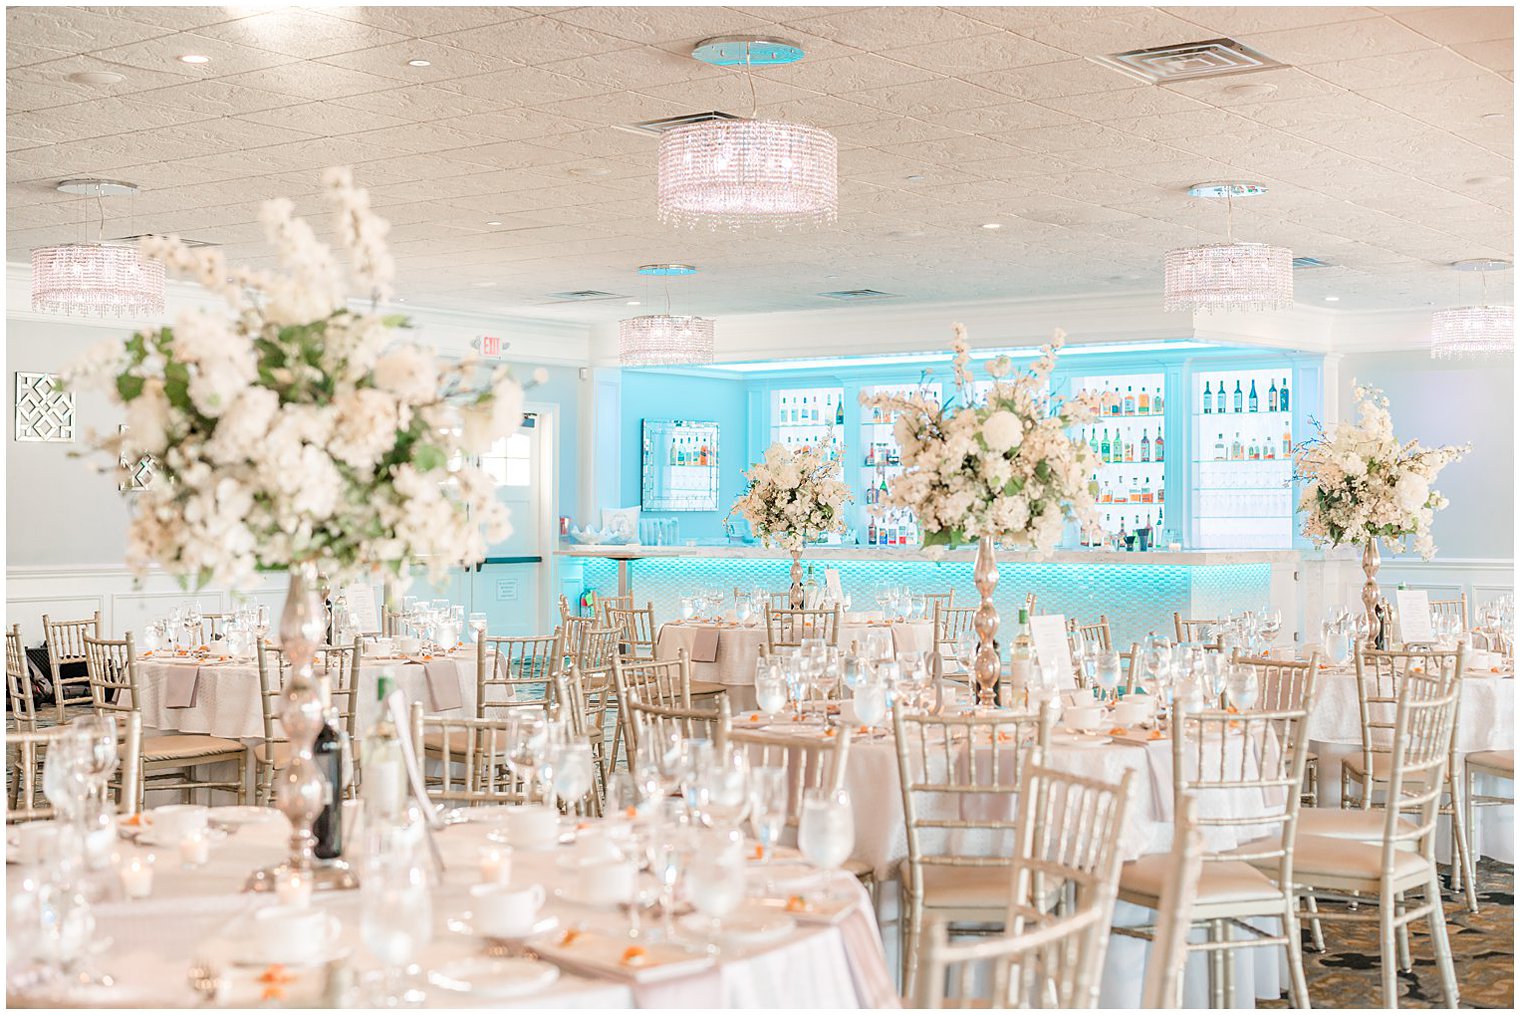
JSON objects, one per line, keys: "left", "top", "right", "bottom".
{"left": 467, "top": 410, "right": 551, "bottom": 636}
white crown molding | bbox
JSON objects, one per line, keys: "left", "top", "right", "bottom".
{"left": 6, "top": 262, "right": 593, "bottom": 365}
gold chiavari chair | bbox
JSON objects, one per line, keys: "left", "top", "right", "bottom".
{"left": 1250, "top": 667, "right": 1462, "bottom": 1008}
{"left": 893, "top": 704, "right": 1055, "bottom": 999}
{"left": 477, "top": 632, "right": 561, "bottom": 716}
{"left": 921, "top": 590, "right": 955, "bottom": 617}
{"left": 596, "top": 593, "right": 634, "bottom": 624}
{"left": 605, "top": 603, "right": 658, "bottom": 662}
{"left": 197, "top": 612, "right": 232, "bottom": 644}
{"left": 1429, "top": 593, "right": 1469, "bottom": 630}
{"left": 409, "top": 702, "right": 541, "bottom": 809}
{"left": 558, "top": 593, "right": 574, "bottom": 625}
{"left": 84, "top": 633, "right": 247, "bottom": 807}
{"left": 553, "top": 667, "right": 614, "bottom": 816}
{"left": 1138, "top": 795, "right": 1205, "bottom": 1010}
{"left": 625, "top": 692, "right": 732, "bottom": 756}
{"left": 43, "top": 611, "right": 101, "bottom": 723}
{"left": 1464, "top": 749, "right": 1513, "bottom": 901}
{"left": 1115, "top": 691, "right": 1316, "bottom": 1009}
{"left": 1233, "top": 650, "right": 1323, "bottom": 807}
{"left": 611, "top": 652, "right": 702, "bottom": 768}
{"left": 932, "top": 604, "right": 978, "bottom": 682}
{"left": 1068, "top": 615, "right": 1113, "bottom": 653}
{"left": 764, "top": 604, "right": 841, "bottom": 653}
{"left": 7, "top": 713, "right": 144, "bottom": 823}
{"left": 7, "top": 624, "right": 40, "bottom": 732}
{"left": 1173, "top": 613, "right": 1218, "bottom": 645}
{"left": 917, "top": 761, "right": 1135, "bottom": 1009}
{"left": 253, "top": 640, "right": 363, "bottom": 806}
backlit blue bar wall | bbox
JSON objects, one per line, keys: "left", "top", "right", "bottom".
{"left": 572, "top": 556, "right": 1272, "bottom": 649}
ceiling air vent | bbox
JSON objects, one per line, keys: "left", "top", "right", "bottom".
{"left": 1292, "top": 256, "right": 1334, "bottom": 270}
{"left": 1093, "top": 39, "right": 1284, "bottom": 85}
{"left": 817, "top": 289, "right": 901, "bottom": 302}
{"left": 615, "top": 110, "right": 747, "bottom": 137}
{"left": 544, "top": 290, "right": 627, "bottom": 302}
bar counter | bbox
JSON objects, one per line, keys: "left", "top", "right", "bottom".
{"left": 558, "top": 544, "right": 1298, "bottom": 649}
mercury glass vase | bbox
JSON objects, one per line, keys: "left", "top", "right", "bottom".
{"left": 972, "top": 538, "right": 1001, "bottom": 709}
{"left": 246, "top": 564, "right": 356, "bottom": 891}
{"left": 789, "top": 550, "right": 805, "bottom": 608}
{"left": 1360, "top": 540, "right": 1381, "bottom": 636}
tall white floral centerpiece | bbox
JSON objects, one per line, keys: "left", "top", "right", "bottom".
{"left": 860, "top": 325, "right": 1101, "bottom": 706}
{"left": 65, "top": 168, "right": 535, "bottom": 890}
{"left": 1294, "top": 383, "right": 1468, "bottom": 630}
{"left": 729, "top": 440, "right": 851, "bottom": 606}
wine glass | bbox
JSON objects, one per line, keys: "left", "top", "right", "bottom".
{"left": 468, "top": 612, "right": 488, "bottom": 644}
{"left": 798, "top": 788, "right": 854, "bottom": 898}
{"left": 1259, "top": 607, "right": 1283, "bottom": 651}
{"left": 692, "top": 744, "right": 749, "bottom": 831}
{"left": 747, "top": 767, "right": 787, "bottom": 862}
{"left": 504, "top": 712, "right": 548, "bottom": 801}
{"left": 253, "top": 605, "right": 270, "bottom": 645}
{"left": 361, "top": 842, "right": 432, "bottom": 1007}
{"left": 734, "top": 595, "right": 753, "bottom": 628}
{"left": 679, "top": 598, "right": 696, "bottom": 622}
{"left": 551, "top": 738, "right": 595, "bottom": 812}
{"left": 853, "top": 674, "right": 888, "bottom": 730}
{"left": 72, "top": 715, "right": 118, "bottom": 808}
{"left": 1094, "top": 649, "right": 1122, "bottom": 701}
{"left": 1225, "top": 664, "right": 1259, "bottom": 711}
{"left": 42, "top": 727, "right": 92, "bottom": 825}
{"left": 809, "top": 650, "right": 841, "bottom": 703}
{"left": 754, "top": 661, "right": 788, "bottom": 717}
{"left": 650, "top": 825, "right": 692, "bottom": 941}
{"left": 140, "top": 621, "right": 162, "bottom": 654}
{"left": 684, "top": 828, "right": 745, "bottom": 947}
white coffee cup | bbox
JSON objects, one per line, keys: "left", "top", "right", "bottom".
{"left": 575, "top": 859, "right": 637, "bottom": 907}
{"left": 143, "top": 804, "right": 208, "bottom": 844}
{"left": 837, "top": 700, "right": 860, "bottom": 725}
{"left": 1066, "top": 704, "right": 1105, "bottom": 733}
{"left": 470, "top": 883, "right": 545, "bottom": 938}
{"left": 371, "top": 636, "right": 395, "bottom": 657}
{"left": 501, "top": 805, "right": 558, "bottom": 850}
{"left": 394, "top": 636, "right": 422, "bottom": 656}
{"left": 1112, "top": 697, "right": 1153, "bottom": 727}
{"left": 13, "top": 822, "right": 60, "bottom": 866}
{"left": 251, "top": 905, "right": 340, "bottom": 964}
{"left": 572, "top": 829, "right": 620, "bottom": 864}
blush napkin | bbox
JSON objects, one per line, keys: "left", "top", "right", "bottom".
{"left": 423, "top": 661, "right": 462, "bottom": 711}
{"left": 689, "top": 626, "right": 720, "bottom": 664}
{"left": 163, "top": 665, "right": 200, "bottom": 708}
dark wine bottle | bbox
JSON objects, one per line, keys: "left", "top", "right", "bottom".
{"left": 1279, "top": 377, "right": 1290, "bottom": 413}
{"left": 312, "top": 686, "right": 344, "bottom": 861}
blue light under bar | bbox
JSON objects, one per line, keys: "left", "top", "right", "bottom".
{"left": 703, "top": 340, "right": 1218, "bottom": 373}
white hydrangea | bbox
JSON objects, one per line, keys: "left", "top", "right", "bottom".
{"left": 729, "top": 438, "right": 851, "bottom": 552}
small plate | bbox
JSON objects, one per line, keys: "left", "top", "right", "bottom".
{"left": 133, "top": 827, "right": 230, "bottom": 848}
{"left": 677, "top": 912, "right": 797, "bottom": 946}
{"left": 209, "top": 806, "right": 279, "bottom": 828}
{"left": 745, "top": 861, "right": 823, "bottom": 892}
{"left": 447, "top": 913, "right": 559, "bottom": 941}
{"left": 429, "top": 957, "right": 559, "bottom": 998}
{"left": 1052, "top": 732, "right": 1112, "bottom": 748}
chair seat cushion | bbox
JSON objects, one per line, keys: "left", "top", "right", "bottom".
{"left": 689, "top": 681, "right": 728, "bottom": 700}
{"left": 252, "top": 741, "right": 294, "bottom": 769}
{"left": 1343, "top": 753, "right": 1425, "bottom": 782}
{"left": 1119, "top": 853, "right": 1282, "bottom": 907}
{"left": 902, "top": 863, "right": 1014, "bottom": 910}
{"left": 1262, "top": 833, "right": 1433, "bottom": 884}
{"left": 423, "top": 730, "right": 470, "bottom": 755}
{"left": 1295, "top": 808, "right": 1417, "bottom": 843}
{"left": 1466, "top": 749, "right": 1513, "bottom": 777}
{"left": 143, "top": 734, "right": 246, "bottom": 762}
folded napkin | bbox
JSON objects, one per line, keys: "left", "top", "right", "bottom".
{"left": 163, "top": 666, "right": 201, "bottom": 708}
{"left": 423, "top": 660, "right": 462, "bottom": 711}
{"left": 689, "top": 626, "right": 720, "bottom": 664}
{"left": 493, "top": 650, "right": 518, "bottom": 701}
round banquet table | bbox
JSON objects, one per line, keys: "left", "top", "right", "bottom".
{"left": 5, "top": 803, "right": 897, "bottom": 1009}
{"left": 656, "top": 619, "right": 932, "bottom": 710}
{"left": 1306, "top": 661, "right": 1514, "bottom": 862}
{"left": 135, "top": 651, "right": 479, "bottom": 742}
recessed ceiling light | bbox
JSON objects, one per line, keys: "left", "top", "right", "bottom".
{"left": 406, "top": 58, "right": 431, "bottom": 67}
{"left": 905, "top": 174, "right": 926, "bottom": 182}
{"left": 981, "top": 222, "right": 1002, "bottom": 230}
{"left": 394, "top": 297, "right": 406, "bottom": 303}
{"left": 485, "top": 220, "right": 502, "bottom": 226}
{"left": 178, "top": 54, "right": 211, "bottom": 64}
{"left": 567, "top": 166, "right": 612, "bottom": 178}
{"left": 1481, "top": 111, "right": 1507, "bottom": 120}
{"left": 67, "top": 70, "right": 125, "bottom": 85}
{"left": 1323, "top": 295, "right": 1340, "bottom": 302}
{"left": 1223, "top": 81, "right": 1278, "bottom": 98}
{"left": 625, "top": 300, "right": 641, "bottom": 306}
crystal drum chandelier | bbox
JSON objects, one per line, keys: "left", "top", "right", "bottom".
{"left": 1430, "top": 260, "right": 1513, "bottom": 359}
{"left": 657, "top": 36, "right": 837, "bottom": 230}
{"left": 1164, "top": 182, "right": 1292, "bottom": 313}
{"left": 618, "top": 314, "right": 715, "bottom": 366}
{"left": 30, "top": 180, "right": 164, "bottom": 318}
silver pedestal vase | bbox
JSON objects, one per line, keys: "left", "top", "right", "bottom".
{"left": 245, "top": 564, "right": 357, "bottom": 892}
{"left": 1360, "top": 540, "right": 1381, "bottom": 635}
{"left": 789, "top": 550, "right": 805, "bottom": 608}
{"left": 972, "top": 538, "right": 1001, "bottom": 709}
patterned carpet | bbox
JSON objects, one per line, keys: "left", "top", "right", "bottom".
{"left": 1261, "top": 860, "right": 1514, "bottom": 1009}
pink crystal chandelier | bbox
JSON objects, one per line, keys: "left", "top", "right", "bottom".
{"left": 30, "top": 180, "right": 164, "bottom": 318}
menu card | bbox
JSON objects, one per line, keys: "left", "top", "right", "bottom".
{"left": 1395, "top": 589, "right": 1433, "bottom": 644}
{"left": 1029, "top": 614, "right": 1075, "bottom": 689}
{"left": 342, "top": 583, "right": 381, "bottom": 634}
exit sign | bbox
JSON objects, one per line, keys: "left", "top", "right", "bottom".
{"left": 476, "top": 335, "right": 505, "bottom": 358}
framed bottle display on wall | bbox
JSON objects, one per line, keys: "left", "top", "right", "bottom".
{"left": 641, "top": 419, "right": 720, "bottom": 511}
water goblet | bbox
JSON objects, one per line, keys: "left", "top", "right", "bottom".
{"left": 1094, "top": 649, "right": 1122, "bottom": 701}
{"left": 747, "top": 767, "right": 787, "bottom": 862}
{"left": 1225, "top": 665, "right": 1259, "bottom": 711}
{"left": 685, "top": 828, "right": 745, "bottom": 948}
{"left": 468, "top": 612, "right": 488, "bottom": 644}
{"left": 361, "top": 843, "right": 432, "bottom": 1007}
{"left": 798, "top": 788, "right": 854, "bottom": 900}
{"left": 853, "top": 677, "right": 888, "bottom": 730}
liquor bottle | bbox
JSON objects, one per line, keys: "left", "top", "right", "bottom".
{"left": 1138, "top": 387, "right": 1150, "bottom": 415}
{"left": 1100, "top": 480, "right": 1113, "bottom": 504}
{"left": 1089, "top": 429, "right": 1101, "bottom": 460}
{"left": 1279, "top": 378, "right": 1290, "bottom": 413}
{"left": 1006, "top": 608, "right": 1034, "bottom": 708}
{"left": 1231, "top": 432, "right": 1244, "bottom": 461}
{"left": 1215, "top": 381, "right": 1226, "bottom": 415}
{"left": 1214, "top": 434, "right": 1226, "bottom": 461}
{"left": 1139, "top": 430, "right": 1151, "bottom": 463}
{"left": 867, "top": 518, "right": 877, "bottom": 546}
{"left": 813, "top": 396, "right": 822, "bottom": 423}
{"left": 1099, "top": 429, "right": 1111, "bottom": 463}
{"left": 1117, "top": 517, "right": 1129, "bottom": 551}
{"left": 1202, "top": 381, "right": 1211, "bottom": 414}
{"left": 1123, "top": 435, "right": 1134, "bottom": 463}
{"left": 1115, "top": 476, "right": 1128, "bottom": 504}
{"left": 865, "top": 444, "right": 876, "bottom": 467}
{"left": 1088, "top": 473, "right": 1100, "bottom": 502}
{"left": 879, "top": 476, "right": 888, "bottom": 502}
{"left": 1267, "top": 379, "right": 1278, "bottom": 412}
{"left": 1152, "top": 388, "right": 1163, "bottom": 415}
{"left": 1248, "top": 380, "right": 1259, "bottom": 413}
{"left": 1130, "top": 476, "right": 1141, "bottom": 503}
{"left": 1282, "top": 428, "right": 1292, "bottom": 458}
{"left": 1123, "top": 386, "right": 1136, "bottom": 415}
{"left": 835, "top": 396, "right": 844, "bottom": 426}
{"left": 1158, "top": 482, "right": 1164, "bottom": 504}
{"left": 1113, "top": 432, "right": 1125, "bottom": 464}
{"left": 1248, "top": 439, "right": 1260, "bottom": 461}
{"left": 1264, "top": 439, "right": 1275, "bottom": 460}
{"left": 1154, "top": 430, "right": 1165, "bottom": 462}
{"left": 362, "top": 674, "right": 406, "bottom": 829}
{"left": 1110, "top": 387, "right": 1123, "bottom": 416}
{"left": 312, "top": 680, "right": 344, "bottom": 860}
{"left": 1233, "top": 380, "right": 1244, "bottom": 413}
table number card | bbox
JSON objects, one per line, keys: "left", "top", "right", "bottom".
{"left": 1029, "top": 614, "right": 1075, "bottom": 689}
{"left": 1395, "top": 589, "right": 1434, "bottom": 644}
{"left": 342, "top": 583, "right": 381, "bottom": 634}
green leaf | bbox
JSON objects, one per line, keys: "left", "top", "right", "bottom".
{"left": 1034, "top": 461, "right": 1051, "bottom": 482}
{"left": 413, "top": 443, "right": 446, "bottom": 472}
{"left": 1004, "top": 477, "right": 1025, "bottom": 497}
{"left": 116, "top": 374, "right": 145, "bottom": 402}
{"left": 923, "top": 528, "right": 966, "bottom": 548}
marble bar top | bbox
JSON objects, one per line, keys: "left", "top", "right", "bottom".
{"left": 557, "top": 544, "right": 1299, "bottom": 567}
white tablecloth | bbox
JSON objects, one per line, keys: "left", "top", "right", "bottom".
{"left": 656, "top": 621, "right": 933, "bottom": 688}
{"left": 7, "top": 805, "right": 897, "bottom": 1009}
{"left": 136, "top": 654, "right": 479, "bottom": 741}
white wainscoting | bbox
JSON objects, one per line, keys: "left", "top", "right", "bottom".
{"left": 1297, "top": 554, "right": 1513, "bottom": 634}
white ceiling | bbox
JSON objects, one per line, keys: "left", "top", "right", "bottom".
{"left": 7, "top": 5, "right": 1514, "bottom": 322}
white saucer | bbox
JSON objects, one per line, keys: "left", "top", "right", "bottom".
{"left": 133, "top": 827, "right": 230, "bottom": 848}
{"left": 429, "top": 956, "right": 560, "bottom": 998}
{"left": 209, "top": 807, "right": 279, "bottom": 828}
{"left": 447, "top": 913, "right": 559, "bottom": 941}
{"left": 677, "top": 912, "right": 797, "bottom": 946}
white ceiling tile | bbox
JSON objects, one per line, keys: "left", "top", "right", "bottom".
{"left": 977, "top": 58, "right": 1144, "bottom": 100}
{"left": 635, "top": 73, "right": 827, "bottom": 113}
{"left": 317, "top": 38, "right": 523, "bottom": 82}
{"left": 5, "top": 7, "right": 174, "bottom": 53}
{"left": 7, "top": 55, "right": 198, "bottom": 112}
{"left": 236, "top": 100, "right": 414, "bottom": 137}
{"left": 1161, "top": 6, "right": 1382, "bottom": 36}
{"left": 1303, "top": 46, "right": 1496, "bottom": 90}
{"left": 530, "top": 90, "right": 689, "bottom": 126}
{"left": 327, "top": 84, "right": 508, "bottom": 121}
{"left": 1451, "top": 38, "right": 1515, "bottom": 74}
{"left": 1017, "top": 9, "right": 1216, "bottom": 55}
{"left": 538, "top": 47, "right": 720, "bottom": 92}
{"left": 887, "top": 133, "right": 1028, "bottom": 166}
{"left": 136, "top": 79, "right": 303, "bottom": 117}
{"left": 547, "top": 5, "right": 770, "bottom": 45}
{"left": 431, "top": 16, "right": 635, "bottom": 64}
{"left": 936, "top": 100, "right": 1079, "bottom": 134}
{"left": 754, "top": 93, "right": 904, "bottom": 129}
{"left": 1162, "top": 66, "right": 1349, "bottom": 106}
{"left": 827, "top": 114, "right": 965, "bottom": 147}
{"left": 193, "top": 9, "right": 409, "bottom": 59}
{"left": 769, "top": 52, "right": 941, "bottom": 94}
{"left": 1239, "top": 16, "right": 1442, "bottom": 66}
{"left": 1033, "top": 85, "right": 1209, "bottom": 121}
{"left": 1102, "top": 106, "right": 1259, "bottom": 140}
{"left": 212, "top": 61, "right": 404, "bottom": 100}
{"left": 880, "top": 31, "right": 1071, "bottom": 75}
{"left": 431, "top": 65, "right": 609, "bottom": 105}
{"left": 945, "top": 7, "right": 1115, "bottom": 32}
{"left": 844, "top": 77, "right": 1015, "bottom": 117}
{"left": 87, "top": 30, "right": 298, "bottom": 77}
{"left": 1385, "top": 5, "right": 1513, "bottom": 44}
{"left": 318, "top": 6, "right": 535, "bottom": 38}
{"left": 789, "top": 7, "right": 998, "bottom": 51}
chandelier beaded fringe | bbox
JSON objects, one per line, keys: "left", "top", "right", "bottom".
{"left": 657, "top": 119, "right": 838, "bottom": 229}
{"left": 1162, "top": 241, "right": 1294, "bottom": 312}
{"left": 31, "top": 242, "right": 165, "bottom": 317}
{"left": 1430, "top": 305, "right": 1514, "bottom": 359}
{"left": 618, "top": 315, "right": 715, "bottom": 366}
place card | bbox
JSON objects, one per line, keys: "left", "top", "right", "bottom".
{"left": 690, "top": 626, "right": 720, "bottom": 663}
{"left": 1395, "top": 589, "right": 1434, "bottom": 644}
{"left": 341, "top": 583, "right": 381, "bottom": 634}
{"left": 1029, "top": 614, "right": 1075, "bottom": 689}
